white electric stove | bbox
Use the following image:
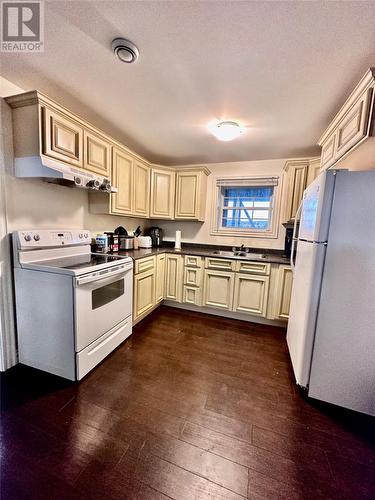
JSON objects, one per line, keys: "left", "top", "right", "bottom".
{"left": 13, "top": 229, "right": 133, "bottom": 380}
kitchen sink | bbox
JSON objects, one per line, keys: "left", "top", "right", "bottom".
{"left": 212, "top": 250, "right": 266, "bottom": 259}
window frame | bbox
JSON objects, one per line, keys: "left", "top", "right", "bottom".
{"left": 210, "top": 175, "right": 282, "bottom": 239}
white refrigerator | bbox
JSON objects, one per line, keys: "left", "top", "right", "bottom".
{"left": 287, "top": 169, "right": 375, "bottom": 416}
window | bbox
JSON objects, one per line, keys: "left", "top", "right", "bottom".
{"left": 211, "top": 176, "right": 280, "bottom": 238}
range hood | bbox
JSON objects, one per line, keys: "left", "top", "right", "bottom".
{"left": 15, "top": 156, "right": 117, "bottom": 193}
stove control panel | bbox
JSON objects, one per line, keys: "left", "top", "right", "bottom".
{"left": 16, "top": 230, "right": 91, "bottom": 249}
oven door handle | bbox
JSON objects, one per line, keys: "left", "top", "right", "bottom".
{"left": 75, "top": 264, "right": 132, "bottom": 287}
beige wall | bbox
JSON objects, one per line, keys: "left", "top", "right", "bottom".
{"left": 155, "top": 159, "right": 287, "bottom": 250}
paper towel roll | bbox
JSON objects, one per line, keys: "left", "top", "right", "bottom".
{"left": 175, "top": 230, "right": 181, "bottom": 250}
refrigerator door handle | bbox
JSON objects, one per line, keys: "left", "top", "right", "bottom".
{"left": 291, "top": 201, "right": 303, "bottom": 273}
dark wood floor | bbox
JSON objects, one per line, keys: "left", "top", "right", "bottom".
{"left": 1, "top": 306, "right": 375, "bottom": 499}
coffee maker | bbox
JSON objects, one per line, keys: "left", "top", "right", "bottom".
{"left": 149, "top": 227, "right": 163, "bottom": 247}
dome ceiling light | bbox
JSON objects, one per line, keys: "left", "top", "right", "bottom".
{"left": 112, "top": 37, "right": 139, "bottom": 63}
{"left": 208, "top": 121, "right": 245, "bottom": 141}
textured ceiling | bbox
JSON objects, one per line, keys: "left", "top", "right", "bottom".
{"left": 1, "top": 0, "right": 375, "bottom": 165}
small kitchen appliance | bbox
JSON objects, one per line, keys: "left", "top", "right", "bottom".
{"left": 13, "top": 229, "right": 133, "bottom": 381}
{"left": 138, "top": 236, "right": 152, "bottom": 248}
{"left": 114, "top": 226, "right": 134, "bottom": 250}
{"left": 149, "top": 227, "right": 163, "bottom": 247}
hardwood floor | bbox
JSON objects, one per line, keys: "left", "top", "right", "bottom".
{"left": 1, "top": 306, "right": 375, "bottom": 499}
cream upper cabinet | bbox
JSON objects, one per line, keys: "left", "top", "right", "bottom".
{"left": 203, "top": 269, "right": 234, "bottom": 311}
{"left": 306, "top": 158, "right": 321, "bottom": 186}
{"left": 42, "top": 106, "right": 83, "bottom": 168}
{"left": 233, "top": 274, "right": 269, "bottom": 317}
{"left": 155, "top": 254, "right": 166, "bottom": 303}
{"left": 165, "top": 254, "right": 183, "bottom": 302}
{"left": 174, "top": 168, "right": 210, "bottom": 221}
{"left": 83, "top": 129, "right": 111, "bottom": 177}
{"left": 150, "top": 167, "right": 175, "bottom": 219}
{"left": 273, "top": 265, "right": 293, "bottom": 321}
{"left": 133, "top": 160, "right": 150, "bottom": 218}
{"left": 111, "top": 146, "right": 134, "bottom": 215}
{"left": 319, "top": 68, "right": 375, "bottom": 171}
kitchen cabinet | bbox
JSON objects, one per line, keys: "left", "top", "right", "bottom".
{"left": 319, "top": 68, "right": 375, "bottom": 171}
{"left": 233, "top": 274, "right": 269, "bottom": 317}
{"left": 155, "top": 254, "right": 166, "bottom": 303}
{"left": 283, "top": 157, "right": 321, "bottom": 223}
{"left": 150, "top": 167, "right": 175, "bottom": 219}
{"left": 273, "top": 265, "right": 293, "bottom": 321}
{"left": 183, "top": 286, "right": 201, "bottom": 306}
{"left": 133, "top": 160, "right": 150, "bottom": 217}
{"left": 111, "top": 146, "right": 134, "bottom": 215}
{"left": 164, "top": 254, "right": 183, "bottom": 302}
{"left": 182, "top": 256, "right": 203, "bottom": 306}
{"left": 133, "top": 269, "right": 155, "bottom": 321}
{"left": 203, "top": 269, "right": 234, "bottom": 311}
{"left": 83, "top": 129, "right": 111, "bottom": 177}
{"left": 174, "top": 168, "right": 210, "bottom": 221}
{"left": 42, "top": 106, "right": 83, "bottom": 168}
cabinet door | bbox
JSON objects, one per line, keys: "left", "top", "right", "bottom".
{"left": 203, "top": 270, "right": 234, "bottom": 311}
{"left": 133, "top": 160, "right": 150, "bottom": 218}
{"left": 150, "top": 168, "right": 175, "bottom": 219}
{"left": 83, "top": 130, "right": 111, "bottom": 177}
{"left": 42, "top": 107, "right": 83, "bottom": 167}
{"left": 320, "top": 134, "right": 337, "bottom": 171}
{"left": 111, "top": 147, "right": 133, "bottom": 215}
{"left": 175, "top": 171, "right": 200, "bottom": 219}
{"left": 233, "top": 274, "right": 269, "bottom": 317}
{"left": 155, "top": 254, "right": 166, "bottom": 303}
{"left": 274, "top": 265, "right": 293, "bottom": 320}
{"left": 285, "top": 163, "right": 309, "bottom": 220}
{"left": 183, "top": 286, "right": 201, "bottom": 306}
{"left": 184, "top": 267, "right": 202, "bottom": 287}
{"left": 306, "top": 159, "right": 321, "bottom": 187}
{"left": 133, "top": 270, "right": 155, "bottom": 320}
{"left": 165, "top": 254, "right": 183, "bottom": 302}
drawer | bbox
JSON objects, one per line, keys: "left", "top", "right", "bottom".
{"left": 76, "top": 315, "right": 132, "bottom": 380}
{"left": 184, "top": 255, "right": 203, "bottom": 268}
{"left": 234, "top": 261, "right": 271, "bottom": 275}
{"left": 134, "top": 256, "right": 156, "bottom": 275}
{"left": 183, "top": 285, "right": 201, "bottom": 306}
{"left": 205, "top": 257, "right": 235, "bottom": 271}
{"left": 184, "top": 267, "right": 202, "bottom": 287}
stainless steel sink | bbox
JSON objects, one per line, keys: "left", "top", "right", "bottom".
{"left": 212, "top": 250, "right": 266, "bottom": 259}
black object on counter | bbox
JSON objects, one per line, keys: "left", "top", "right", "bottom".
{"left": 134, "top": 226, "right": 142, "bottom": 237}
{"left": 149, "top": 227, "right": 163, "bottom": 247}
{"left": 114, "top": 226, "right": 127, "bottom": 235}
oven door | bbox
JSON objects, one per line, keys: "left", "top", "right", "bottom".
{"left": 74, "top": 263, "right": 133, "bottom": 351}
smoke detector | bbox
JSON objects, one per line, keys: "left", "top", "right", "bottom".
{"left": 112, "top": 38, "right": 139, "bottom": 63}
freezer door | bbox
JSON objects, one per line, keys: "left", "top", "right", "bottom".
{"left": 299, "top": 170, "right": 335, "bottom": 242}
{"left": 286, "top": 240, "right": 326, "bottom": 387}
{"left": 308, "top": 170, "right": 375, "bottom": 416}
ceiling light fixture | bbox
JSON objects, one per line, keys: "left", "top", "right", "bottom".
{"left": 112, "top": 37, "right": 139, "bottom": 63}
{"left": 208, "top": 121, "right": 245, "bottom": 141}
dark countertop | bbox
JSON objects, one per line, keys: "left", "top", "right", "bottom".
{"left": 118, "top": 244, "right": 290, "bottom": 265}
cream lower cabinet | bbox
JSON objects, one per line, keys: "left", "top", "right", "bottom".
{"left": 273, "top": 265, "right": 293, "bottom": 321}
{"left": 155, "top": 254, "right": 166, "bottom": 303}
{"left": 133, "top": 269, "right": 155, "bottom": 322}
{"left": 165, "top": 254, "right": 183, "bottom": 302}
{"left": 183, "top": 257, "right": 203, "bottom": 306}
{"left": 233, "top": 274, "right": 270, "bottom": 317}
{"left": 203, "top": 269, "right": 234, "bottom": 311}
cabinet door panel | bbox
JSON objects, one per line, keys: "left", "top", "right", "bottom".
{"left": 84, "top": 130, "right": 111, "bottom": 177}
{"left": 183, "top": 286, "right": 201, "bottom": 306}
{"left": 233, "top": 274, "right": 269, "bottom": 317}
{"left": 111, "top": 147, "right": 133, "bottom": 215}
{"left": 205, "top": 258, "right": 235, "bottom": 271}
{"left": 274, "top": 265, "right": 293, "bottom": 320}
{"left": 184, "top": 267, "right": 201, "bottom": 287}
{"left": 150, "top": 168, "right": 175, "bottom": 219}
{"left": 184, "top": 255, "right": 202, "bottom": 268}
{"left": 134, "top": 161, "right": 150, "bottom": 218}
{"left": 133, "top": 270, "right": 155, "bottom": 320}
{"left": 156, "top": 254, "right": 166, "bottom": 303}
{"left": 320, "top": 134, "right": 337, "bottom": 171}
{"left": 203, "top": 270, "right": 234, "bottom": 310}
{"left": 287, "top": 164, "right": 308, "bottom": 220}
{"left": 165, "top": 255, "right": 183, "bottom": 302}
{"left": 43, "top": 107, "right": 83, "bottom": 167}
{"left": 175, "top": 172, "right": 199, "bottom": 219}
{"left": 135, "top": 256, "right": 156, "bottom": 275}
